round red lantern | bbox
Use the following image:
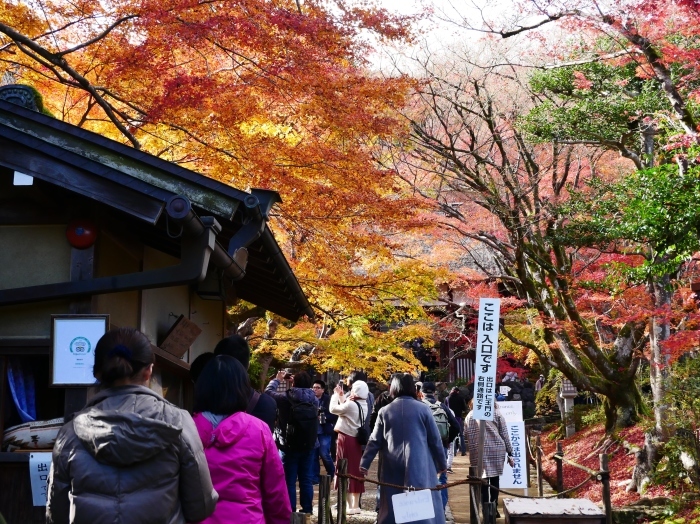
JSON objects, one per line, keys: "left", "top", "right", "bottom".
{"left": 66, "top": 220, "right": 98, "bottom": 249}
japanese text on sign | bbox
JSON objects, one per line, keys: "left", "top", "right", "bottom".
{"left": 30, "top": 452, "right": 52, "bottom": 506}
{"left": 473, "top": 298, "right": 501, "bottom": 421}
{"left": 500, "top": 421, "right": 526, "bottom": 489}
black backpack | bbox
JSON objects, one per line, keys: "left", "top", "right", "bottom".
{"left": 283, "top": 390, "right": 319, "bottom": 452}
{"left": 353, "top": 400, "right": 369, "bottom": 446}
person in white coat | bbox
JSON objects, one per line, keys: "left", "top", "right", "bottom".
{"left": 329, "top": 380, "right": 368, "bottom": 514}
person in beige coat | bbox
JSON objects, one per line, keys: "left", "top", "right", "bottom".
{"left": 329, "top": 379, "right": 368, "bottom": 514}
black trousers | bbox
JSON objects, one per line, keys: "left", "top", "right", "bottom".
{"left": 481, "top": 475, "right": 500, "bottom": 505}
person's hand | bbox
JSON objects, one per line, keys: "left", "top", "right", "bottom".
{"left": 507, "top": 456, "right": 515, "bottom": 467}
{"left": 276, "top": 370, "right": 287, "bottom": 381}
{"left": 334, "top": 384, "right": 345, "bottom": 397}
{"left": 348, "top": 393, "right": 359, "bottom": 401}
{"left": 359, "top": 467, "right": 368, "bottom": 476}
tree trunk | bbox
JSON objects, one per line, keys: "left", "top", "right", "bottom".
{"left": 649, "top": 272, "right": 672, "bottom": 440}
{"left": 258, "top": 353, "right": 274, "bottom": 392}
{"left": 603, "top": 380, "right": 645, "bottom": 432}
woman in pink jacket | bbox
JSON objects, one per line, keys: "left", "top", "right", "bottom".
{"left": 193, "top": 355, "right": 291, "bottom": 524}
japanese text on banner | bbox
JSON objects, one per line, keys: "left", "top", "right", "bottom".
{"left": 473, "top": 298, "right": 500, "bottom": 421}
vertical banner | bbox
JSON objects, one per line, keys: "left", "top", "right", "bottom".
{"left": 500, "top": 421, "right": 526, "bottom": 489}
{"left": 29, "top": 452, "right": 52, "bottom": 506}
{"left": 498, "top": 401, "right": 526, "bottom": 489}
{"left": 473, "top": 298, "right": 501, "bottom": 421}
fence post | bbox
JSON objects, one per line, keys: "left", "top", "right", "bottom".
{"left": 337, "top": 458, "right": 348, "bottom": 524}
{"left": 600, "top": 454, "right": 612, "bottom": 524}
{"left": 469, "top": 465, "right": 480, "bottom": 524}
{"left": 536, "top": 435, "right": 544, "bottom": 497}
{"left": 318, "top": 475, "right": 331, "bottom": 524}
{"left": 290, "top": 513, "right": 306, "bottom": 524}
{"left": 555, "top": 441, "right": 564, "bottom": 497}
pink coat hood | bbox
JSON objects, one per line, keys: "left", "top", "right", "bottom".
{"left": 194, "top": 411, "right": 290, "bottom": 524}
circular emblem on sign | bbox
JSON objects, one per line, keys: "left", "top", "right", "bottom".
{"left": 69, "top": 337, "right": 91, "bottom": 354}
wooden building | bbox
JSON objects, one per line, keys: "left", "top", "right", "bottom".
{"left": 0, "top": 84, "right": 313, "bottom": 522}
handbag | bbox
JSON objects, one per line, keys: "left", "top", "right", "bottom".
{"left": 353, "top": 400, "right": 369, "bottom": 445}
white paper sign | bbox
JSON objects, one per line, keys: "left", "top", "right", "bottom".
{"left": 500, "top": 421, "right": 526, "bottom": 489}
{"left": 473, "top": 298, "right": 501, "bottom": 421}
{"left": 29, "top": 452, "right": 52, "bottom": 506}
{"left": 52, "top": 316, "right": 107, "bottom": 385}
{"left": 497, "top": 401, "right": 523, "bottom": 422}
{"left": 392, "top": 489, "right": 435, "bottom": 523}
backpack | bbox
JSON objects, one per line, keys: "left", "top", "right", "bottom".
{"left": 353, "top": 400, "right": 369, "bottom": 446}
{"left": 423, "top": 399, "right": 450, "bottom": 444}
{"left": 283, "top": 390, "right": 319, "bottom": 452}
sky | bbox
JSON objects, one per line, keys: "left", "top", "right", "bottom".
{"left": 367, "top": 0, "right": 515, "bottom": 68}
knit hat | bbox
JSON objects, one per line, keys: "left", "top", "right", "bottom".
{"left": 351, "top": 380, "right": 369, "bottom": 400}
{"left": 422, "top": 381, "right": 437, "bottom": 393}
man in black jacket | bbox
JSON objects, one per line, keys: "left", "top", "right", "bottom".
{"left": 422, "top": 381, "right": 460, "bottom": 511}
{"left": 312, "top": 379, "right": 337, "bottom": 482}
{"left": 447, "top": 387, "right": 468, "bottom": 456}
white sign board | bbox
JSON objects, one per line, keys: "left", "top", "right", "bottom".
{"left": 392, "top": 490, "right": 435, "bottom": 524}
{"left": 497, "top": 401, "right": 523, "bottom": 422}
{"left": 51, "top": 315, "right": 108, "bottom": 386}
{"left": 500, "top": 421, "right": 527, "bottom": 489}
{"left": 29, "top": 452, "right": 52, "bottom": 506}
{"left": 473, "top": 298, "right": 501, "bottom": 421}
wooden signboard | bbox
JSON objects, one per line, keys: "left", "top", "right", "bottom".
{"left": 159, "top": 315, "right": 202, "bottom": 358}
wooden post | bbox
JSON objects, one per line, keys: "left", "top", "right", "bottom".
{"left": 536, "top": 435, "right": 544, "bottom": 497}
{"left": 290, "top": 513, "right": 306, "bottom": 524}
{"left": 469, "top": 465, "right": 480, "bottom": 524}
{"left": 337, "top": 458, "right": 348, "bottom": 524}
{"left": 476, "top": 419, "right": 486, "bottom": 478}
{"left": 600, "top": 454, "right": 612, "bottom": 524}
{"left": 525, "top": 428, "right": 531, "bottom": 489}
{"left": 555, "top": 441, "right": 564, "bottom": 497}
{"left": 318, "top": 475, "right": 331, "bottom": 524}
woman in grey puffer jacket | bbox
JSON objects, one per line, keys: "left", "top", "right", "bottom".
{"left": 46, "top": 327, "right": 218, "bottom": 524}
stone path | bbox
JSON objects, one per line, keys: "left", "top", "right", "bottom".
{"left": 304, "top": 451, "right": 556, "bottom": 523}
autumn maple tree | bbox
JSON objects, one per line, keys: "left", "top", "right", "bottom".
{"left": 0, "top": 0, "right": 447, "bottom": 372}
{"left": 390, "top": 0, "right": 700, "bottom": 489}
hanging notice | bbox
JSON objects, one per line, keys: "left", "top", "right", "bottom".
{"left": 496, "top": 401, "right": 523, "bottom": 422}
{"left": 392, "top": 490, "right": 435, "bottom": 524}
{"left": 51, "top": 314, "right": 109, "bottom": 386}
{"left": 30, "top": 452, "right": 52, "bottom": 506}
{"left": 473, "top": 298, "right": 501, "bottom": 421}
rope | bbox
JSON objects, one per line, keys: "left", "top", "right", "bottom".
{"left": 335, "top": 471, "right": 598, "bottom": 499}
{"left": 552, "top": 453, "right": 599, "bottom": 477}
{"left": 495, "top": 474, "right": 597, "bottom": 499}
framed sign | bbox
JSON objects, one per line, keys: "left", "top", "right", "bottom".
{"left": 50, "top": 314, "right": 109, "bottom": 386}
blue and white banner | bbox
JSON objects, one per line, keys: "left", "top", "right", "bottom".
{"left": 473, "top": 298, "right": 500, "bottom": 421}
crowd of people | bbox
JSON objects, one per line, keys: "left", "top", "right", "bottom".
{"left": 45, "top": 328, "right": 517, "bottom": 524}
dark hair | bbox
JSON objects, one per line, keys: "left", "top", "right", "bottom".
{"left": 347, "top": 370, "right": 367, "bottom": 385}
{"left": 313, "top": 379, "right": 327, "bottom": 390}
{"left": 389, "top": 373, "right": 416, "bottom": 399}
{"left": 213, "top": 335, "right": 251, "bottom": 369}
{"left": 94, "top": 328, "right": 153, "bottom": 387}
{"left": 190, "top": 352, "right": 215, "bottom": 384}
{"left": 293, "top": 371, "right": 312, "bottom": 389}
{"left": 194, "top": 355, "right": 250, "bottom": 415}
